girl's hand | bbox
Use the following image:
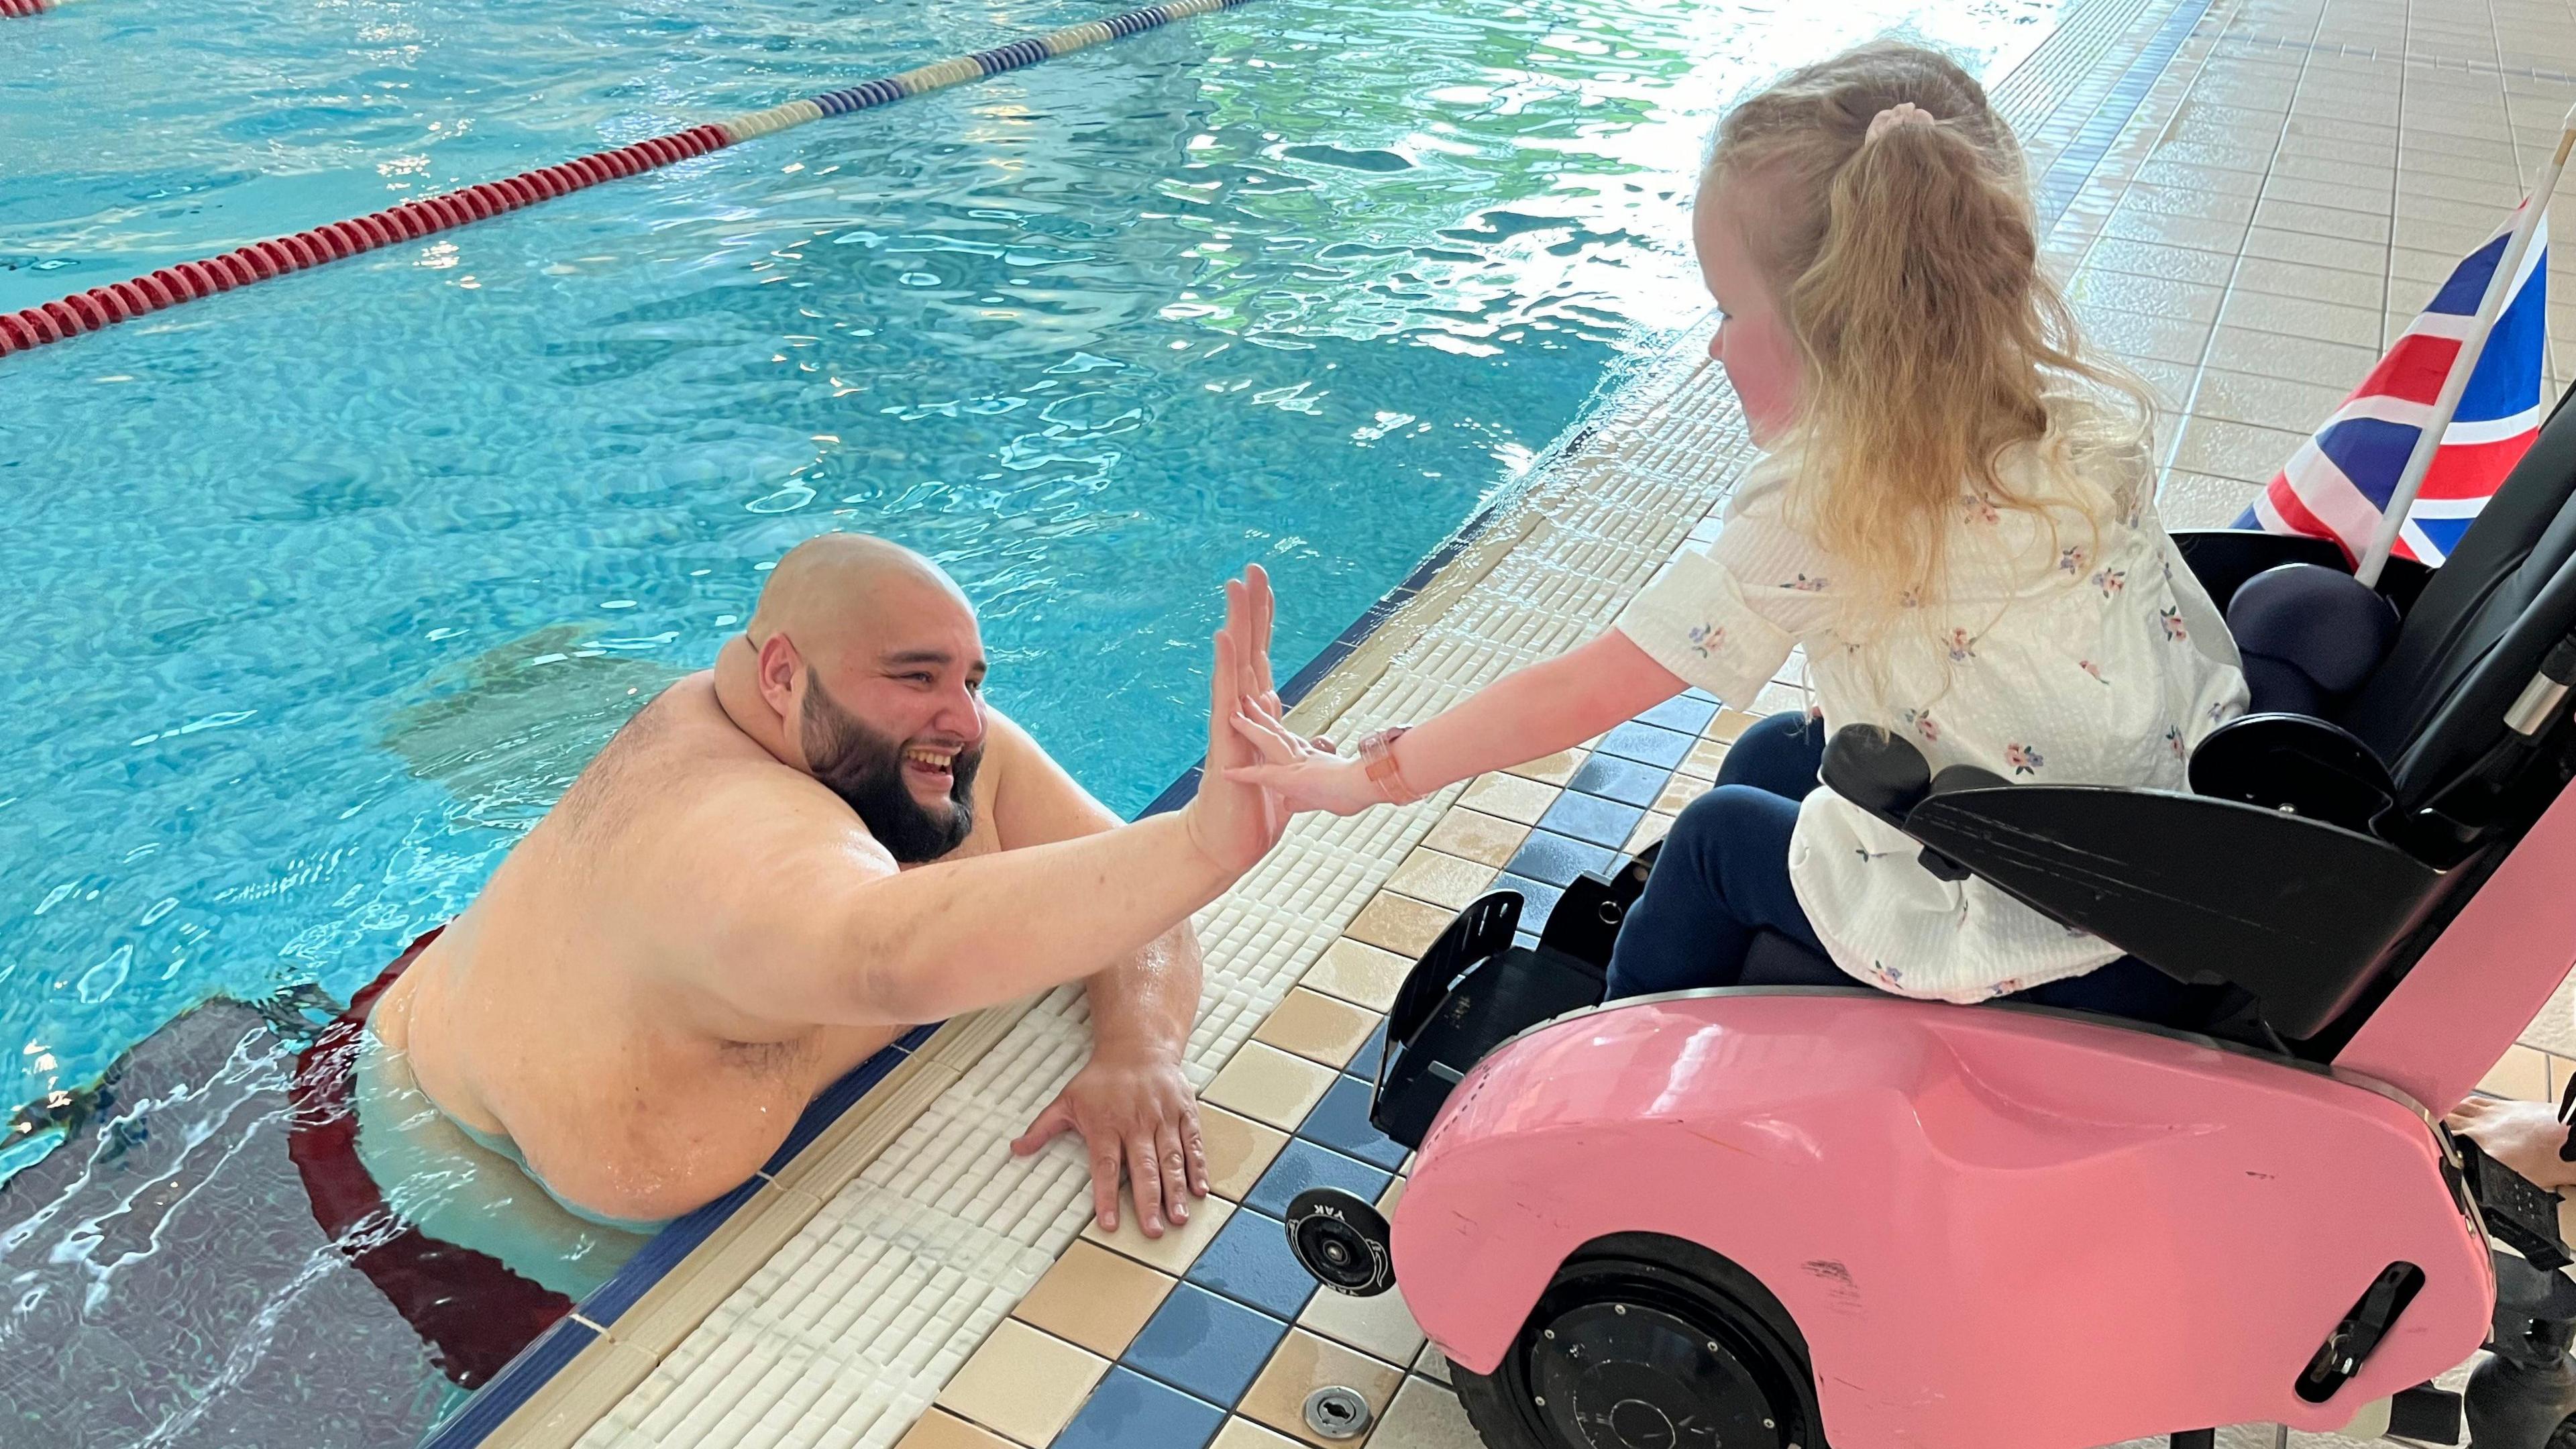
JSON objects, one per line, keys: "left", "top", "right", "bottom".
{"left": 1227, "top": 695, "right": 1386, "bottom": 817}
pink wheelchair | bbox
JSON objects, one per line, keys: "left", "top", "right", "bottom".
{"left": 1283, "top": 388, "right": 2576, "bottom": 1449}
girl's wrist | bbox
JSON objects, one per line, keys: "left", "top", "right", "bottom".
{"left": 1357, "top": 727, "right": 1424, "bottom": 805}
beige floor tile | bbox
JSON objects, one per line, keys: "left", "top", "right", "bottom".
{"left": 1415, "top": 1343, "right": 1452, "bottom": 1384}
{"left": 1082, "top": 1186, "right": 1237, "bottom": 1274}
{"left": 1367, "top": 1378, "right": 1483, "bottom": 1449}
{"left": 2551, "top": 1055, "right": 2573, "bottom": 1109}
{"left": 2253, "top": 195, "right": 2394, "bottom": 246}
{"left": 1254, "top": 987, "right": 1384, "bottom": 1069}
{"left": 1304, "top": 936, "right": 1414, "bottom": 1012}
{"left": 1347, "top": 892, "right": 1452, "bottom": 957}
{"left": 2239, "top": 225, "right": 2389, "bottom": 277}
{"left": 2481, "top": 1043, "right": 2553, "bottom": 1103}
{"left": 1423, "top": 806, "right": 1532, "bottom": 868}
{"left": 2081, "top": 235, "right": 2242, "bottom": 286}
{"left": 1212, "top": 1418, "right": 1309, "bottom": 1449}
{"left": 1656, "top": 773, "right": 1712, "bottom": 814}
{"left": 1677, "top": 736, "right": 1730, "bottom": 780}
{"left": 1707, "top": 708, "right": 1763, "bottom": 742}
{"left": 1203, "top": 1040, "right": 1338, "bottom": 1129}
{"left": 1384, "top": 848, "right": 1500, "bottom": 912}
{"left": 2127, "top": 357, "right": 2197, "bottom": 410}
{"left": 1240, "top": 1330, "right": 1408, "bottom": 1448}
{"left": 2155, "top": 470, "right": 2266, "bottom": 530}
{"left": 2230, "top": 256, "right": 2386, "bottom": 310}
{"left": 2067, "top": 268, "right": 2226, "bottom": 325}
{"left": 2101, "top": 207, "right": 2248, "bottom": 255}
{"left": 1625, "top": 811, "right": 1678, "bottom": 855}
{"left": 896, "top": 1409, "right": 1020, "bottom": 1449}
{"left": 1014, "top": 1241, "right": 1178, "bottom": 1359}
{"left": 2202, "top": 326, "right": 2377, "bottom": 393}
{"left": 1457, "top": 771, "right": 1558, "bottom": 824}
{"left": 1200, "top": 1102, "right": 1292, "bottom": 1201}
{"left": 2215, "top": 289, "right": 2383, "bottom": 349}
{"left": 2173, "top": 416, "right": 2308, "bottom": 486}
{"left": 2077, "top": 303, "right": 2213, "bottom": 366}
{"left": 1502, "top": 748, "right": 1585, "bottom": 787}
{"left": 934, "top": 1320, "right": 1110, "bottom": 1448}
{"left": 2189, "top": 367, "right": 2355, "bottom": 435}
{"left": 1378, "top": 1174, "right": 1405, "bottom": 1213}
{"left": 1298, "top": 1279, "right": 1430, "bottom": 1366}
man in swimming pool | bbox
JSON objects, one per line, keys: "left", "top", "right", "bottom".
{"left": 315, "top": 537, "right": 1289, "bottom": 1330}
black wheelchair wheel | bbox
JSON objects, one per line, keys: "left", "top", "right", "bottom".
{"left": 1452, "top": 1235, "right": 1820, "bottom": 1449}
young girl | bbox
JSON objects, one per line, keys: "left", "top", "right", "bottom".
{"left": 1229, "top": 41, "right": 2249, "bottom": 1020}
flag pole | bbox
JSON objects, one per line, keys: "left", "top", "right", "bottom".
{"left": 2353, "top": 100, "right": 2576, "bottom": 588}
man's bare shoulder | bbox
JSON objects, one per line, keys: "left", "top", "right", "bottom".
{"left": 557, "top": 674, "right": 897, "bottom": 879}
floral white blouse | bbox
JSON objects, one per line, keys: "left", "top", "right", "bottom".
{"left": 1615, "top": 395, "right": 2250, "bottom": 1003}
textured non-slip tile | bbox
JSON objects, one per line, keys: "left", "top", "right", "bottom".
{"left": 2188, "top": 366, "right": 2357, "bottom": 435}
{"left": 1185, "top": 1207, "right": 1319, "bottom": 1320}
{"left": 2173, "top": 416, "right": 2309, "bottom": 487}
{"left": 2065, "top": 266, "right": 2226, "bottom": 324}
{"left": 934, "top": 1319, "right": 1110, "bottom": 1448}
{"left": 1346, "top": 891, "right": 1452, "bottom": 958}
{"left": 1252, "top": 989, "right": 1383, "bottom": 1070}
{"left": 1084, "top": 1185, "right": 1236, "bottom": 1275}
{"left": 1246, "top": 1137, "right": 1394, "bottom": 1220}
{"left": 1367, "top": 1377, "right": 1485, "bottom": 1449}
{"left": 1456, "top": 771, "right": 1558, "bottom": 824}
{"left": 1122, "top": 1281, "right": 1293, "bottom": 1405}
{"left": 1015, "top": 1240, "right": 1177, "bottom": 1360}
{"left": 2079, "top": 235, "right": 2242, "bottom": 286}
{"left": 1051, "top": 1367, "right": 1228, "bottom": 1449}
{"left": 1204, "top": 1042, "right": 1340, "bottom": 1131}
{"left": 1536, "top": 790, "right": 1647, "bottom": 851}
{"left": 2215, "top": 288, "right": 2384, "bottom": 349}
{"left": 1199, "top": 1102, "right": 1293, "bottom": 1202}
{"left": 1302, "top": 936, "right": 1413, "bottom": 1013}
{"left": 2201, "top": 325, "right": 2377, "bottom": 393}
{"left": 1421, "top": 807, "right": 1532, "bottom": 868}
{"left": 1300, "top": 1073, "right": 1411, "bottom": 1173}
{"left": 1564, "top": 749, "right": 1670, "bottom": 807}
{"left": 1503, "top": 828, "right": 1619, "bottom": 888}
{"left": 1238, "top": 1330, "right": 1408, "bottom": 1448}
{"left": 1297, "top": 1277, "right": 1430, "bottom": 1368}
{"left": 2155, "top": 470, "right": 2267, "bottom": 530}
{"left": 1383, "top": 848, "right": 1497, "bottom": 913}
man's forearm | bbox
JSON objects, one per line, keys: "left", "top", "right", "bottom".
{"left": 1083, "top": 922, "right": 1203, "bottom": 1063}
{"left": 841, "top": 810, "right": 1232, "bottom": 1025}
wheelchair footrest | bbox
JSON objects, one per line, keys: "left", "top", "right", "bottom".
{"left": 2460, "top": 1137, "right": 2573, "bottom": 1271}
{"left": 1370, "top": 938, "right": 1606, "bottom": 1150}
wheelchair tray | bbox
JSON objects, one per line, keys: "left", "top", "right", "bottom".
{"left": 1368, "top": 889, "right": 1609, "bottom": 1150}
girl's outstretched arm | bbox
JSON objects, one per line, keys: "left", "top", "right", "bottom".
{"left": 1230, "top": 629, "right": 1687, "bottom": 816}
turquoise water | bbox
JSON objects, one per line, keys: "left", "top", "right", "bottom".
{"left": 0, "top": 0, "right": 2068, "bottom": 1140}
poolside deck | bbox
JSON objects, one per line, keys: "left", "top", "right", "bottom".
{"left": 469, "top": 0, "right": 2576, "bottom": 1444}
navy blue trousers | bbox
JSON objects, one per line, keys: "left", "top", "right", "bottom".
{"left": 1602, "top": 710, "right": 2220, "bottom": 1029}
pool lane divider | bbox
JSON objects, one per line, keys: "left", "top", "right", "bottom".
{"left": 0, "top": 0, "right": 1255, "bottom": 359}
{"left": 1, "top": 1, "right": 55, "bottom": 16}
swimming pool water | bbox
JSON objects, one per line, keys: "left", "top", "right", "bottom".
{"left": 1, "top": 0, "right": 2071, "bottom": 1149}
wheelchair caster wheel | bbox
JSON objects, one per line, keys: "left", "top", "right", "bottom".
{"left": 1286, "top": 1188, "right": 1395, "bottom": 1297}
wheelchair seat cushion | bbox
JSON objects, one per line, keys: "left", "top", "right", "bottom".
{"left": 1737, "top": 930, "right": 2228, "bottom": 1032}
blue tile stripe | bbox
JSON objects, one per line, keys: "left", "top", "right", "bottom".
{"left": 2032, "top": 0, "right": 2218, "bottom": 232}
{"left": 419, "top": 1319, "right": 600, "bottom": 1449}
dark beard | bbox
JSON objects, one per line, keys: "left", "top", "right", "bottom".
{"left": 800, "top": 683, "right": 981, "bottom": 863}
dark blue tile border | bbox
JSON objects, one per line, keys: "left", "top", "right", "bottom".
{"left": 419, "top": 1318, "right": 600, "bottom": 1449}
{"left": 2032, "top": 0, "right": 2218, "bottom": 231}
{"left": 1053, "top": 1367, "right": 1230, "bottom": 1449}
{"left": 1120, "top": 1282, "right": 1293, "bottom": 1404}
{"left": 422, "top": 1036, "right": 926, "bottom": 1448}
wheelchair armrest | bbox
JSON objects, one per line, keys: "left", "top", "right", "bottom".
{"left": 1904, "top": 784, "right": 2440, "bottom": 1038}
{"left": 1819, "top": 727, "right": 1990, "bottom": 881}
{"left": 2188, "top": 712, "right": 2398, "bottom": 834}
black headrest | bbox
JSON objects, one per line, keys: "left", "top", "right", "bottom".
{"left": 2341, "top": 385, "right": 2576, "bottom": 808}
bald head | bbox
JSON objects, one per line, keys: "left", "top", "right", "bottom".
{"left": 747, "top": 534, "right": 973, "bottom": 658}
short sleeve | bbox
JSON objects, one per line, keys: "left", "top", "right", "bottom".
{"left": 1615, "top": 541, "right": 1798, "bottom": 706}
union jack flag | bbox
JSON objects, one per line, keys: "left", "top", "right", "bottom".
{"left": 2239, "top": 204, "right": 2551, "bottom": 566}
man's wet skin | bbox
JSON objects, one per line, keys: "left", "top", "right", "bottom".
{"left": 371, "top": 535, "right": 1292, "bottom": 1238}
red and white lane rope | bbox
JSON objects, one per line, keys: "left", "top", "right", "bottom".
{"left": 0, "top": 0, "right": 1254, "bottom": 358}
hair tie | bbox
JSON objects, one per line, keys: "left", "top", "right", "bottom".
{"left": 1865, "top": 102, "right": 1937, "bottom": 143}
